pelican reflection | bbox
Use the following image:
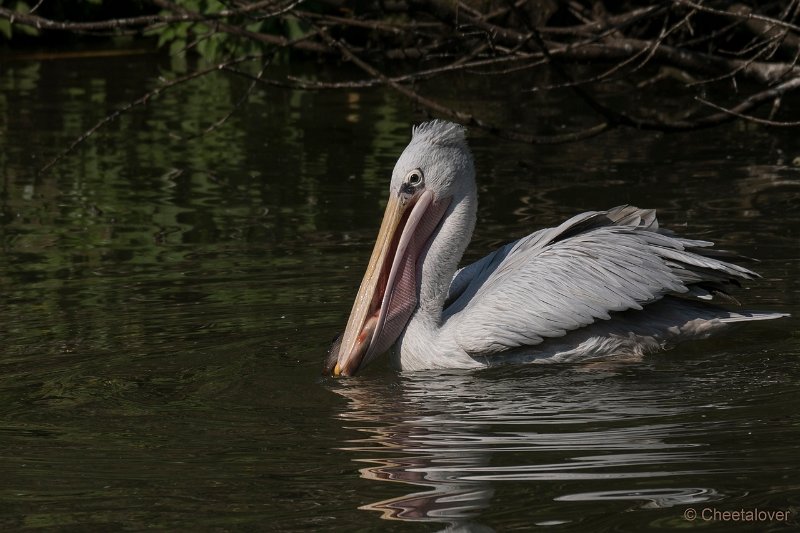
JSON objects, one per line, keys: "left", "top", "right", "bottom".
{"left": 331, "top": 366, "right": 723, "bottom": 529}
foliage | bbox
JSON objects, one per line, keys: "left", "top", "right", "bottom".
{"left": 1, "top": 0, "right": 799, "bottom": 165}
{"left": 150, "top": 0, "right": 262, "bottom": 61}
{"left": 0, "top": 1, "right": 38, "bottom": 39}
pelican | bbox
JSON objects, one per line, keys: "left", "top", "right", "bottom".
{"left": 326, "top": 120, "right": 787, "bottom": 376}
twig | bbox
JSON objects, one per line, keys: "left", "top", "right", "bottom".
{"left": 226, "top": 49, "right": 536, "bottom": 89}
{"left": 150, "top": 0, "right": 330, "bottom": 54}
{"left": 175, "top": 57, "right": 274, "bottom": 141}
{"left": 673, "top": 0, "right": 800, "bottom": 35}
{"left": 632, "top": 75, "right": 800, "bottom": 130}
{"left": 37, "top": 55, "right": 262, "bottom": 174}
{"left": 29, "top": 0, "right": 45, "bottom": 14}
{"left": 311, "top": 21, "right": 613, "bottom": 144}
{"left": 0, "top": 7, "right": 185, "bottom": 32}
{"left": 696, "top": 95, "right": 800, "bottom": 127}
{"left": 0, "top": 0, "right": 301, "bottom": 32}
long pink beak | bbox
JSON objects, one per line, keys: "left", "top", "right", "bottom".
{"left": 330, "top": 189, "right": 450, "bottom": 376}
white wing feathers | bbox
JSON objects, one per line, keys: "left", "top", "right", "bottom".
{"left": 443, "top": 206, "right": 758, "bottom": 356}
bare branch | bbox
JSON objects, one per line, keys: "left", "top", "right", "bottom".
{"left": 7, "top": 0, "right": 797, "bottom": 171}
{"left": 673, "top": 0, "right": 800, "bottom": 35}
{"left": 311, "top": 21, "right": 613, "bottom": 144}
{"left": 0, "top": 1, "right": 301, "bottom": 33}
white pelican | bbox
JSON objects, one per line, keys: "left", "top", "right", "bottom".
{"left": 326, "top": 120, "right": 787, "bottom": 376}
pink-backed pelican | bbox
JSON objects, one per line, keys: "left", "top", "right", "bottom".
{"left": 326, "top": 120, "right": 787, "bottom": 376}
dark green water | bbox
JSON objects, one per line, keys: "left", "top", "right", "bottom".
{"left": 0, "top": 48, "right": 799, "bottom": 531}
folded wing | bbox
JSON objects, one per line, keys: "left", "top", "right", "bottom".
{"left": 443, "top": 206, "right": 758, "bottom": 356}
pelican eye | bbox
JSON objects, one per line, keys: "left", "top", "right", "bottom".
{"left": 406, "top": 169, "right": 424, "bottom": 187}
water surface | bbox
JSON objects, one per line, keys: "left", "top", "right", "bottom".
{"left": 0, "top": 48, "right": 798, "bottom": 531}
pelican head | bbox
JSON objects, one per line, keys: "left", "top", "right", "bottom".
{"left": 327, "top": 120, "right": 476, "bottom": 376}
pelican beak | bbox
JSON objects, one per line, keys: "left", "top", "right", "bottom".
{"left": 328, "top": 188, "right": 450, "bottom": 376}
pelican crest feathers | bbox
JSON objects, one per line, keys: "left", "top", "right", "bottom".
{"left": 412, "top": 120, "right": 467, "bottom": 147}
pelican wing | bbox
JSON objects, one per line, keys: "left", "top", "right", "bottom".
{"left": 444, "top": 206, "right": 758, "bottom": 356}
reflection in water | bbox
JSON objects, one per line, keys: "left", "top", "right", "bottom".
{"left": 332, "top": 367, "right": 724, "bottom": 528}
{"left": 556, "top": 487, "right": 719, "bottom": 509}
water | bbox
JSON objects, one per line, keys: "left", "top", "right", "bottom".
{"left": 0, "top": 47, "right": 799, "bottom": 531}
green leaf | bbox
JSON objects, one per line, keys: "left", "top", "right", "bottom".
{"left": 206, "top": 0, "right": 225, "bottom": 14}
{"left": 13, "top": 1, "right": 30, "bottom": 14}
{"left": 157, "top": 27, "right": 175, "bottom": 48}
{"left": 283, "top": 17, "right": 304, "bottom": 41}
{"left": 169, "top": 38, "right": 186, "bottom": 56}
{"left": 0, "top": 18, "right": 11, "bottom": 40}
{"left": 197, "top": 37, "right": 218, "bottom": 60}
{"left": 175, "top": 22, "right": 190, "bottom": 39}
{"left": 16, "top": 23, "right": 39, "bottom": 37}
